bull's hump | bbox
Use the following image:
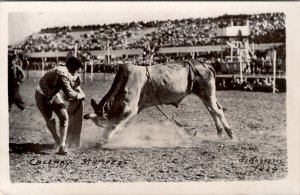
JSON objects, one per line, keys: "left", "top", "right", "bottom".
{"left": 149, "top": 63, "right": 188, "bottom": 78}
{"left": 119, "top": 63, "right": 132, "bottom": 72}
{"left": 147, "top": 63, "right": 185, "bottom": 73}
{"left": 145, "top": 64, "right": 189, "bottom": 95}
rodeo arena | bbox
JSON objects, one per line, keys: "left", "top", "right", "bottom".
{"left": 8, "top": 12, "right": 287, "bottom": 183}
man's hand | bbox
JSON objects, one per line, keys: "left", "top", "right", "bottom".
{"left": 77, "top": 92, "right": 86, "bottom": 100}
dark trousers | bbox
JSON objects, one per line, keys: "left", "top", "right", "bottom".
{"left": 35, "top": 90, "right": 83, "bottom": 147}
{"left": 35, "top": 90, "right": 69, "bottom": 127}
{"left": 8, "top": 85, "right": 26, "bottom": 111}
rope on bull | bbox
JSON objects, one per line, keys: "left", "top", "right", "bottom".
{"left": 145, "top": 65, "right": 183, "bottom": 128}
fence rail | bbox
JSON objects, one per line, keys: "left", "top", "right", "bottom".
{"left": 24, "top": 43, "right": 284, "bottom": 58}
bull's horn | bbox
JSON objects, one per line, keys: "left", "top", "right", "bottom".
{"left": 91, "top": 98, "right": 106, "bottom": 116}
{"left": 91, "top": 98, "right": 98, "bottom": 111}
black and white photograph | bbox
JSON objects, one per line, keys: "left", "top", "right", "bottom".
{"left": 0, "top": 1, "right": 299, "bottom": 195}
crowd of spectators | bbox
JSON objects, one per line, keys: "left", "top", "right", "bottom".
{"left": 15, "top": 12, "right": 285, "bottom": 53}
{"left": 217, "top": 75, "right": 280, "bottom": 92}
{"left": 248, "top": 13, "right": 285, "bottom": 43}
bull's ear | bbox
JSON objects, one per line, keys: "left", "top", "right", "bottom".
{"left": 91, "top": 98, "right": 98, "bottom": 111}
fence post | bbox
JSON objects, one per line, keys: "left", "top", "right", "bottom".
{"left": 273, "top": 50, "right": 277, "bottom": 93}
{"left": 239, "top": 48, "right": 243, "bottom": 80}
{"left": 230, "top": 44, "right": 233, "bottom": 62}
{"left": 91, "top": 60, "right": 93, "bottom": 82}
{"left": 74, "top": 43, "right": 78, "bottom": 57}
{"left": 83, "top": 61, "right": 87, "bottom": 84}
{"left": 42, "top": 57, "right": 45, "bottom": 76}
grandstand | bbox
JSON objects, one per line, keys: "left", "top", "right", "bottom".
{"left": 10, "top": 12, "right": 286, "bottom": 84}
{"left": 12, "top": 13, "right": 285, "bottom": 51}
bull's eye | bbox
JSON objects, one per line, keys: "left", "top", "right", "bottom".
{"left": 96, "top": 111, "right": 107, "bottom": 119}
{"left": 96, "top": 111, "right": 102, "bottom": 116}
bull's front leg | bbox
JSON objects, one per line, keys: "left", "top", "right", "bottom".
{"left": 97, "top": 123, "right": 119, "bottom": 146}
{"left": 96, "top": 104, "right": 138, "bottom": 147}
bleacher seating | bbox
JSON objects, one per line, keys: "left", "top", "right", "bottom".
{"left": 13, "top": 12, "right": 285, "bottom": 53}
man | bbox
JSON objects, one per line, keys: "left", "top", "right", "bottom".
{"left": 35, "top": 57, "right": 85, "bottom": 155}
{"left": 8, "top": 53, "right": 26, "bottom": 111}
{"left": 141, "top": 43, "right": 159, "bottom": 65}
{"left": 214, "top": 58, "right": 222, "bottom": 74}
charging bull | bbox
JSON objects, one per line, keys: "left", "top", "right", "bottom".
{"left": 84, "top": 60, "right": 233, "bottom": 146}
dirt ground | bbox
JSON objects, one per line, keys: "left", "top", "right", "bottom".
{"left": 8, "top": 73, "right": 287, "bottom": 182}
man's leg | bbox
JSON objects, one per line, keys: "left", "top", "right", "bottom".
{"left": 13, "top": 86, "right": 26, "bottom": 110}
{"left": 46, "top": 119, "right": 60, "bottom": 144}
{"left": 52, "top": 94, "right": 69, "bottom": 155}
{"left": 35, "top": 90, "right": 60, "bottom": 144}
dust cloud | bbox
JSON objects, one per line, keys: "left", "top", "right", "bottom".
{"left": 81, "top": 120, "right": 199, "bottom": 149}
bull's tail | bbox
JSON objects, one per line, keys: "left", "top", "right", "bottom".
{"left": 96, "top": 64, "right": 128, "bottom": 113}
{"left": 188, "top": 59, "right": 216, "bottom": 78}
{"left": 187, "top": 60, "right": 216, "bottom": 78}
{"left": 206, "top": 64, "right": 216, "bottom": 78}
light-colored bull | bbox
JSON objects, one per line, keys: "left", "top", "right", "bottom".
{"left": 84, "top": 60, "right": 233, "bottom": 146}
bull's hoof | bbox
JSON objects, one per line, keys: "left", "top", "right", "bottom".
{"left": 56, "top": 146, "right": 68, "bottom": 155}
{"left": 228, "top": 133, "right": 237, "bottom": 142}
{"left": 227, "top": 132, "right": 234, "bottom": 139}
{"left": 95, "top": 143, "right": 104, "bottom": 148}
{"left": 95, "top": 139, "right": 108, "bottom": 148}
{"left": 217, "top": 131, "right": 223, "bottom": 138}
{"left": 224, "top": 128, "right": 234, "bottom": 139}
{"left": 54, "top": 137, "right": 60, "bottom": 145}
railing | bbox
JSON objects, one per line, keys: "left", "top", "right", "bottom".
{"left": 24, "top": 43, "right": 284, "bottom": 58}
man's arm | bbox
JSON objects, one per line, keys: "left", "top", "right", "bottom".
{"left": 16, "top": 65, "right": 25, "bottom": 82}
{"left": 76, "top": 86, "right": 85, "bottom": 100}
{"left": 59, "top": 75, "right": 85, "bottom": 101}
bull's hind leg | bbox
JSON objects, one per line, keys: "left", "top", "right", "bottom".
{"left": 196, "top": 84, "right": 233, "bottom": 139}
{"left": 216, "top": 100, "right": 233, "bottom": 138}
{"left": 205, "top": 97, "right": 233, "bottom": 139}
{"left": 202, "top": 103, "right": 224, "bottom": 137}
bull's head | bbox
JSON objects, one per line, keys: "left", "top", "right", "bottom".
{"left": 83, "top": 98, "right": 108, "bottom": 127}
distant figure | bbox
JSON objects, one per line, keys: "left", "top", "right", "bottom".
{"left": 252, "top": 78, "right": 263, "bottom": 91}
{"left": 217, "top": 78, "right": 227, "bottom": 90}
{"left": 215, "top": 58, "right": 222, "bottom": 74}
{"left": 260, "top": 57, "right": 266, "bottom": 73}
{"left": 240, "top": 39, "right": 254, "bottom": 74}
{"left": 229, "top": 75, "right": 238, "bottom": 90}
{"left": 265, "top": 55, "right": 272, "bottom": 74}
{"left": 262, "top": 76, "right": 272, "bottom": 87}
{"left": 142, "top": 44, "right": 159, "bottom": 66}
{"left": 240, "top": 77, "right": 253, "bottom": 91}
{"left": 236, "top": 77, "right": 242, "bottom": 89}
{"left": 8, "top": 53, "right": 26, "bottom": 111}
{"left": 35, "top": 57, "right": 85, "bottom": 155}
{"left": 250, "top": 55, "right": 257, "bottom": 74}
{"left": 262, "top": 76, "right": 279, "bottom": 92}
